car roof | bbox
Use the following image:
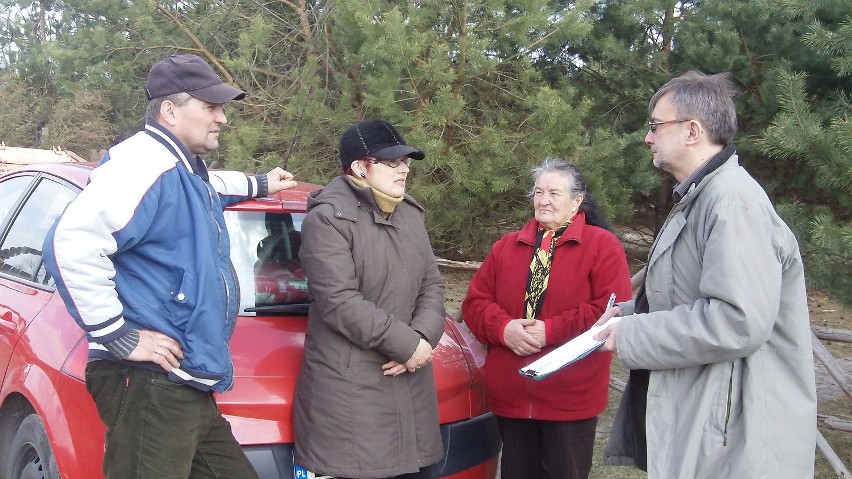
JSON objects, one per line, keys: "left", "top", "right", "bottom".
{"left": 228, "top": 181, "right": 319, "bottom": 213}
{"left": 3, "top": 161, "right": 96, "bottom": 188}
{"left": 1, "top": 162, "right": 321, "bottom": 213}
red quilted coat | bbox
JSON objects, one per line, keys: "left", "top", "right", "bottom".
{"left": 462, "top": 213, "right": 631, "bottom": 420}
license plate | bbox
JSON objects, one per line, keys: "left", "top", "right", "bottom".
{"left": 293, "top": 463, "right": 335, "bottom": 478}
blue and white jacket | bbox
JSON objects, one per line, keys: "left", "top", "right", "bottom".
{"left": 43, "top": 121, "right": 266, "bottom": 393}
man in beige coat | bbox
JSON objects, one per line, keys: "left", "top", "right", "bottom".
{"left": 596, "top": 71, "right": 817, "bottom": 478}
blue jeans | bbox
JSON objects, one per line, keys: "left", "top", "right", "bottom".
{"left": 85, "top": 360, "right": 258, "bottom": 479}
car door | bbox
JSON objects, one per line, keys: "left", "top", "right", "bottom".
{"left": 0, "top": 173, "right": 38, "bottom": 379}
{"left": 0, "top": 173, "right": 79, "bottom": 382}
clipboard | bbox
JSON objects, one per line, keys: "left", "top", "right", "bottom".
{"left": 518, "top": 316, "right": 620, "bottom": 379}
{"left": 519, "top": 294, "right": 620, "bottom": 380}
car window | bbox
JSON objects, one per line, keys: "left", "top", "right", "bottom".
{"left": 0, "top": 174, "right": 34, "bottom": 229}
{"left": 0, "top": 177, "right": 78, "bottom": 286}
{"left": 225, "top": 211, "right": 307, "bottom": 314}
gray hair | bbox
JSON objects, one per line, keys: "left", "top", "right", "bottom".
{"left": 649, "top": 70, "right": 738, "bottom": 145}
{"left": 528, "top": 157, "right": 612, "bottom": 230}
{"left": 529, "top": 157, "right": 586, "bottom": 200}
{"left": 145, "top": 92, "right": 193, "bottom": 122}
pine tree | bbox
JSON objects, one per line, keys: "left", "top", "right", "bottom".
{"left": 756, "top": 0, "right": 852, "bottom": 306}
{"left": 557, "top": 0, "right": 851, "bottom": 292}
{"left": 188, "top": 0, "right": 604, "bottom": 257}
{"left": 2, "top": 0, "right": 848, "bottom": 276}
{"left": 554, "top": 0, "right": 697, "bottom": 238}
{"left": 0, "top": 73, "right": 41, "bottom": 147}
{"left": 321, "top": 1, "right": 605, "bottom": 257}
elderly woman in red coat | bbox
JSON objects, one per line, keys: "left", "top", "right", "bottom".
{"left": 462, "top": 158, "right": 632, "bottom": 479}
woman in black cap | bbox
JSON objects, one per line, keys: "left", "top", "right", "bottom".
{"left": 293, "top": 119, "right": 445, "bottom": 478}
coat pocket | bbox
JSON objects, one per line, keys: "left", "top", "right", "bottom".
{"left": 703, "top": 360, "right": 743, "bottom": 446}
{"left": 85, "top": 362, "right": 130, "bottom": 427}
{"left": 161, "top": 268, "right": 198, "bottom": 328}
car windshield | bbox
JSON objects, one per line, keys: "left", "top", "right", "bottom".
{"left": 225, "top": 211, "right": 307, "bottom": 314}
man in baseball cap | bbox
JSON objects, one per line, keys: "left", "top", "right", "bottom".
{"left": 43, "top": 53, "right": 296, "bottom": 479}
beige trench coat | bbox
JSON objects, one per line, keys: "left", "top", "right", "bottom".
{"left": 293, "top": 176, "right": 445, "bottom": 478}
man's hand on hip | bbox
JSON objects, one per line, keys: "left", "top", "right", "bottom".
{"left": 126, "top": 330, "right": 185, "bottom": 371}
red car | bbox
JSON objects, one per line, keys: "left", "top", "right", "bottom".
{"left": 0, "top": 162, "right": 500, "bottom": 479}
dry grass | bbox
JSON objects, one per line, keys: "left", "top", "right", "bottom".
{"left": 441, "top": 267, "right": 852, "bottom": 478}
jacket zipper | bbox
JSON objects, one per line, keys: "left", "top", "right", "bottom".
{"left": 204, "top": 184, "right": 232, "bottom": 319}
{"left": 206, "top": 183, "right": 236, "bottom": 391}
{"left": 723, "top": 362, "right": 734, "bottom": 446}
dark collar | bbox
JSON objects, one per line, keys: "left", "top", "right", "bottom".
{"left": 144, "top": 120, "right": 210, "bottom": 182}
{"left": 672, "top": 142, "right": 736, "bottom": 202}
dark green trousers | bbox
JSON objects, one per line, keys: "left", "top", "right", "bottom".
{"left": 85, "top": 360, "right": 259, "bottom": 479}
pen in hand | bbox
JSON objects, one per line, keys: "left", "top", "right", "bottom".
{"left": 605, "top": 292, "right": 616, "bottom": 311}
{"left": 596, "top": 293, "right": 619, "bottom": 329}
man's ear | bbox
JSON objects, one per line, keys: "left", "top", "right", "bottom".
{"left": 158, "top": 100, "right": 178, "bottom": 126}
{"left": 685, "top": 119, "right": 703, "bottom": 144}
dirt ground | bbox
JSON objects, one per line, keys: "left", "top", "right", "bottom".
{"left": 440, "top": 266, "right": 852, "bottom": 478}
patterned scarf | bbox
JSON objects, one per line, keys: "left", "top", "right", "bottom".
{"left": 524, "top": 221, "right": 570, "bottom": 319}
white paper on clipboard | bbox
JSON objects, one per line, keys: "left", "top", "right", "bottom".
{"left": 518, "top": 316, "right": 621, "bottom": 380}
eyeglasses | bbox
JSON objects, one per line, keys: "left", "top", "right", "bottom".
{"left": 648, "top": 118, "right": 692, "bottom": 133}
{"left": 366, "top": 156, "right": 412, "bottom": 168}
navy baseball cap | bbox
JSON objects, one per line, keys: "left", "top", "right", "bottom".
{"left": 144, "top": 54, "right": 245, "bottom": 103}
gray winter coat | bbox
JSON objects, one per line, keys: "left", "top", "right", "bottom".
{"left": 293, "top": 176, "right": 445, "bottom": 478}
{"left": 605, "top": 152, "right": 817, "bottom": 478}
